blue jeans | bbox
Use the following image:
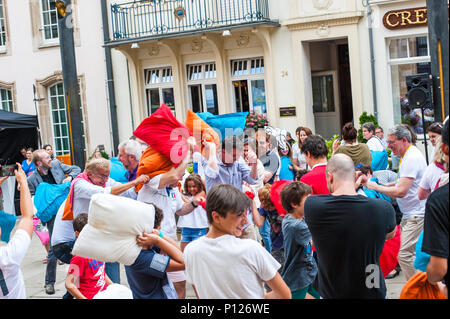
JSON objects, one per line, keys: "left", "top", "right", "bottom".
{"left": 44, "top": 216, "right": 57, "bottom": 286}
{"left": 52, "top": 241, "right": 75, "bottom": 264}
{"left": 259, "top": 219, "right": 272, "bottom": 253}
{"left": 180, "top": 227, "right": 208, "bottom": 243}
{"left": 105, "top": 262, "right": 120, "bottom": 284}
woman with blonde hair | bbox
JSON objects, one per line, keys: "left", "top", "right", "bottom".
{"left": 418, "top": 137, "right": 447, "bottom": 200}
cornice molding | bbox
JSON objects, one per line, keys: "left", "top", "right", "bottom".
{"left": 284, "top": 11, "right": 364, "bottom": 31}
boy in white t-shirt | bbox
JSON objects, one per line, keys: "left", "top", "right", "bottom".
{"left": 0, "top": 164, "right": 34, "bottom": 299}
{"left": 184, "top": 184, "right": 291, "bottom": 299}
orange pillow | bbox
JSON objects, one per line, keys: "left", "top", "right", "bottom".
{"left": 185, "top": 110, "right": 220, "bottom": 156}
{"left": 135, "top": 146, "right": 173, "bottom": 192}
{"left": 400, "top": 271, "right": 446, "bottom": 299}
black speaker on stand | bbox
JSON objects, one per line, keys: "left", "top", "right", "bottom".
{"left": 406, "top": 73, "right": 433, "bottom": 164}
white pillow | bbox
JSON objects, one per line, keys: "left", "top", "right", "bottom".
{"left": 93, "top": 284, "right": 133, "bottom": 299}
{"left": 72, "top": 193, "right": 155, "bottom": 266}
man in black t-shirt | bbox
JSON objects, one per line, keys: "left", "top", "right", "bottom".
{"left": 304, "top": 154, "right": 396, "bottom": 299}
{"left": 422, "top": 118, "right": 449, "bottom": 298}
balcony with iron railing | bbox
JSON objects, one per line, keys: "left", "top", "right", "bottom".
{"left": 107, "top": 0, "right": 278, "bottom": 45}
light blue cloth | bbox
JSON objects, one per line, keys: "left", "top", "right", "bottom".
{"left": 370, "top": 149, "right": 389, "bottom": 172}
{"left": 414, "top": 230, "right": 430, "bottom": 272}
{"left": 279, "top": 156, "right": 294, "bottom": 181}
{"left": 197, "top": 112, "right": 249, "bottom": 142}
{"left": 109, "top": 157, "right": 128, "bottom": 184}
{"left": 0, "top": 210, "right": 17, "bottom": 243}
{"left": 363, "top": 177, "right": 391, "bottom": 203}
{"left": 34, "top": 182, "right": 71, "bottom": 223}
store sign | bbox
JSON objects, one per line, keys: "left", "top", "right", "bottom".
{"left": 383, "top": 7, "right": 428, "bottom": 30}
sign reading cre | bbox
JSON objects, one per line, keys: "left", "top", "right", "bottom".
{"left": 383, "top": 7, "right": 427, "bottom": 30}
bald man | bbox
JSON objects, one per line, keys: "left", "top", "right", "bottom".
{"left": 304, "top": 154, "right": 396, "bottom": 299}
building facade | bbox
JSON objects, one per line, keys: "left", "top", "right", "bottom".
{"left": 0, "top": 0, "right": 113, "bottom": 159}
{"left": 106, "top": 0, "right": 436, "bottom": 149}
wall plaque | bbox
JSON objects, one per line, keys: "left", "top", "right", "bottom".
{"left": 279, "top": 107, "right": 296, "bottom": 117}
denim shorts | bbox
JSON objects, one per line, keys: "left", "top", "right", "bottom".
{"left": 180, "top": 227, "right": 208, "bottom": 243}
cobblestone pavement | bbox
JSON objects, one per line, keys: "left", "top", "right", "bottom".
{"left": 6, "top": 219, "right": 405, "bottom": 299}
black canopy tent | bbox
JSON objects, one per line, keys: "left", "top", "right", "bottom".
{"left": 0, "top": 110, "right": 39, "bottom": 215}
{"left": 0, "top": 109, "right": 39, "bottom": 165}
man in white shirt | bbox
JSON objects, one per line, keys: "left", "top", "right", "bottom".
{"left": 1, "top": 164, "right": 33, "bottom": 299}
{"left": 137, "top": 137, "right": 204, "bottom": 299}
{"left": 366, "top": 124, "right": 427, "bottom": 280}
{"left": 184, "top": 184, "right": 291, "bottom": 299}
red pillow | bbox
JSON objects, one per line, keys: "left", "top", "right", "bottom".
{"left": 133, "top": 104, "right": 192, "bottom": 166}
{"left": 270, "top": 180, "right": 292, "bottom": 216}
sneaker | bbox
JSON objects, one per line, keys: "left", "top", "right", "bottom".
{"left": 45, "top": 284, "right": 55, "bottom": 295}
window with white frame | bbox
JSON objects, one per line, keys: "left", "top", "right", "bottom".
{"left": 48, "top": 82, "right": 85, "bottom": 156}
{"left": 40, "top": 0, "right": 59, "bottom": 43}
{"left": 388, "top": 35, "right": 431, "bottom": 133}
{"left": 186, "top": 62, "right": 218, "bottom": 115}
{"left": 144, "top": 66, "right": 176, "bottom": 116}
{"left": 230, "top": 57, "right": 266, "bottom": 114}
{"left": 0, "top": 0, "right": 6, "bottom": 50}
{"left": 0, "top": 88, "right": 12, "bottom": 112}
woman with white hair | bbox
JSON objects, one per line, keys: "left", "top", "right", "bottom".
{"left": 51, "top": 157, "right": 149, "bottom": 291}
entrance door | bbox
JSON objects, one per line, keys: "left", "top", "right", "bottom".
{"left": 233, "top": 80, "right": 249, "bottom": 113}
{"left": 312, "top": 71, "right": 341, "bottom": 139}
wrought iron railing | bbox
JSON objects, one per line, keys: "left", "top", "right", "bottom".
{"left": 110, "top": 0, "right": 272, "bottom": 40}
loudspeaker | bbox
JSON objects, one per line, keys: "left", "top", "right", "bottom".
{"left": 406, "top": 73, "right": 433, "bottom": 108}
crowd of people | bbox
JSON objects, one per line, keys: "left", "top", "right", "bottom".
{"left": 1, "top": 115, "right": 448, "bottom": 300}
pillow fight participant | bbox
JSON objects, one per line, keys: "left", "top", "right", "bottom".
{"left": 43, "top": 144, "right": 55, "bottom": 160}
{"left": 117, "top": 139, "right": 142, "bottom": 182}
{"left": 51, "top": 157, "right": 149, "bottom": 293}
{"left": 332, "top": 122, "right": 372, "bottom": 167}
{"left": 65, "top": 213, "right": 112, "bottom": 299}
{"left": 280, "top": 181, "right": 320, "bottom": 299}
{"left": 299, "top": 135, "right": 330, "bottom": 195}
{"left": 126, "top": 206, "right": 184, "bottom": 299}
{"left": 375, "top": 127, "right": 388, "bottom": 148}
{"left": 363, "top": 122, "right": 386, "bottom": 153}
{"left": 422, "top": 117, "right": 449, "bottom": 298}
{"left": 366, "top": 124, "right": 427, "bottom": 281}
{"left": 305, "top": 154, "right": 397, "bottom": 298}
{"left": 417, "top": 137, "right": 446, "bottom": 200}
{"left": 255, "top": 130, "right": 280, "bottom": 185}
{"left": 184, "top": 184, "right": 291, "bottom": 299}
{"left": 21, "top": 148, "right": 36, "bottom": 176}
{"left": 0, "top": 164, "right": 33, "bottom": 299}
{"left": 177, "top": 173, "right": 208, "bottom": 252}
{"left": 426, "top": 121, "right": 443, "bottom": 159}
{"left": 27, "top": 149, "right": 81, "bottom": 295}
{"left": 137, "top": 137, "right": 204, "bottom": 299}
{"left": 291, "top": 127, "right": 313, "bottom": 174}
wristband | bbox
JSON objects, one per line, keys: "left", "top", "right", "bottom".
{"left": 158, "top": 230, "right": 163, "bottom": 238}
{"left": 191, "top": 201, "right": 198, "bottom": 208}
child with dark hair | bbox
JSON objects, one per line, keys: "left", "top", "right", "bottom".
{"left": 280, "top": 181, "right": 319, "bottom": 299}
{"left": 65, "top": 213, "right": 112, "bottom": 299}
{"left": 184, "top": 184, "right": 291, "bottom": 299}
{"left": 177, "top": 173, "right": 208, "bottom": 252}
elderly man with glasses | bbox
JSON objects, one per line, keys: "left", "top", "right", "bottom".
{"left": 366, "top": 124, "right": 427, "bottom": 281}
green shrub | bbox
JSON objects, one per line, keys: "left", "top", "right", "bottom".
{"left": 325, "top": 134, "right": 340, "bottom": 160}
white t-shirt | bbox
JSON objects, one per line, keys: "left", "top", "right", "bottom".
{"left": 184, "top": 234, "right": 281, "bottom": 299}
{"left": 52, "top": 178, "right": 136, "bottom": 246}
{"left": 292, "top": 143, "right": 308, "bottom": 170}
{"left": 396, "top": 146, "right": 427, "bottom": 219}
{"left": 137, "top": 174, "right": 184, "bottom": 238}
{"left": 366, "top": 136, "right": 385, "bottom": 152}
{"left": 419, "top": 162, "right": 446, "bottom": 192}
{"left": 0, "top": 229, "right": 31, "bottom": 299}
{"left": 177, "top": 194, "right": 209, "bottom": 229}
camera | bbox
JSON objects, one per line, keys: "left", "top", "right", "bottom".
{"left": 1, "top": 164, "right": 19, "bottom": 177}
